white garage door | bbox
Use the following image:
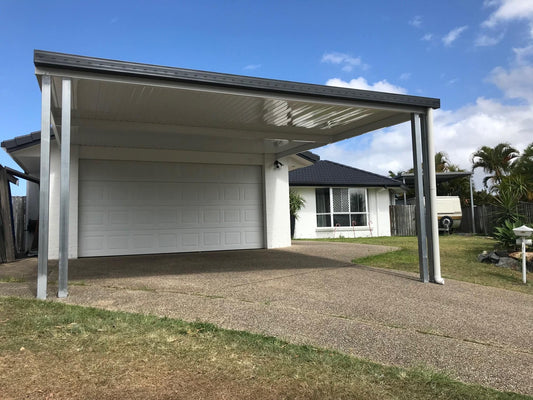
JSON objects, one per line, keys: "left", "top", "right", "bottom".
{"left": 78, "top": 160, "right": 264, "bottom": 257}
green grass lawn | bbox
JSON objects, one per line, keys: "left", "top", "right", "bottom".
{"left": 0, "top": 297, "right": 529, "bottom": 400}
{"left": 319, "top": 235, "right": 532, "bottom": 294}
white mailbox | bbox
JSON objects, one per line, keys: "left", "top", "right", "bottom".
{"left": 513, "top": 225, "right": 533, "bottom": 238}
{"left": 513, "top": 225, "right": 532, "bottom": 284}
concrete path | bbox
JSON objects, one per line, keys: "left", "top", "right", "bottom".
{"left": 1, "top": 241, "right": 532, "bottom": 395}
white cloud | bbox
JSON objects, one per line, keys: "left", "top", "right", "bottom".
{"left": 421, "top": 33, "right": 433, "bottom": 41}
{"left": 513, "top": 44, "right": 533, "bottom": 65}
{"left": 321, "top": 52, "right": 367, "bottom": 71}
{"left": 490, "top": 65, "right": 533, "bottom": 102}
{"left": 409, "top": 16, "right": 422, "bottom": 28}
{"left": 475, "top": 32, "right": 504, "bottom": 46}
{"left": 483, "top": 0, "right": 533, "bottom": 28}
{"left": 442, "top": 26, "right": 468, "bottom": 46}
{"left": 244, "top": 64, "right": 261, "bottom": 71}
{"left": 315, "top": 25, "right": 533, "bottom": 190}
{"left": 314, "top": 97, "right": 532, "bottom": 190}
{"left": 326, "top": 77, "right": 407, "bottom": 94}
{"left": 399, "top": 72, "right": 411, "bottom": 81}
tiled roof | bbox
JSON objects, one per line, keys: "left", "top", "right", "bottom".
{"left": 1, "top": 131, "right": 44, "bottom": 152}
{"left": 289, "top": 160, "right": 402, "bottom": 187}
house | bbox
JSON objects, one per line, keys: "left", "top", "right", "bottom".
{"left": 289, "top": 159, "right": 403, "bottom": 239}
{"left": 1, "top": 50, "right": 444, "bottom": 298}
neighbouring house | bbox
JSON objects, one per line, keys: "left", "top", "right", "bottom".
{"left": 1, "top": 50, "right": 444, "bottom": 298}
{"left": 289, "top": 159, "right": 403, "bottom": 239}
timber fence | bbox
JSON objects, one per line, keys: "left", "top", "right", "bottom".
{"left": 390, "top": 202, "right": 533, "bottom": 237}
{"left": 389, "top": 205, "right": 417, "bottom": 236}
{"left": 459, "top": 202, "right": 533, "bottom": 235}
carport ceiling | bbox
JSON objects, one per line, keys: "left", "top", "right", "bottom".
{"left": 35, "top": 50, "right": 440, "bottom": 157}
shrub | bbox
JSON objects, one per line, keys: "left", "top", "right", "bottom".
{"left": 493, "top": 219, "right": 520, "bottom": 250}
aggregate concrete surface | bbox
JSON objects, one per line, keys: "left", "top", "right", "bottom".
{"left": 1, "top": 241, "right": 532, "bottom": 395}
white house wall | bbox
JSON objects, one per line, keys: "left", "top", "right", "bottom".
{"left": 263, "top": 154, "right": 291, "bottom": 249}
{"left": 46, "top": 144, "right": 291, "bottom": 259}
{"left": 291, "top": 187, "right": 392, "bottom": 239}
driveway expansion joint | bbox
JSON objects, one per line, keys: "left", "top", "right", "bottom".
{"left": 226, "top": 265, "right": 353, "bottom": 288}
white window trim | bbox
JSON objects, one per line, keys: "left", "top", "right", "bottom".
{"left": 316, "top": 187, "right": 369, "bottom": 229}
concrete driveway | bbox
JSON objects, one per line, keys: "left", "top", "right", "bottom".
{"left": 1, "top": 241, "right": 532, "bottom": 395}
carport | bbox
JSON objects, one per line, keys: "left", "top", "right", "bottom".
{"left": 28, "top": 50, "right": 441, "bottom": 299}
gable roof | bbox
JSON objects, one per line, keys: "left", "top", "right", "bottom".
{"left": 289, "top": 160, "right": 402, "bottom": 187}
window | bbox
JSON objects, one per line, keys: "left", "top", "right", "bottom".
{"left": 315, "top": 188, "right": 368, "bottom": 228}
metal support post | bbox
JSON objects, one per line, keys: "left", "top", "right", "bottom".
{"left": 420, "top": 114, "right": 435, "bottom": 282}
{"left": 470, "top": 177, "right": 475, "bottom": 234}
{"left": 58, "top": 78, "right": 71, "bottom": 298}
{"left": 410, "top": 113, "right": 429, "bottom": 282}
{"left": 37, "top": 75, "right": 51, "bottom": 300}
{"left": 422, "top": 108, "right": 443, "bottom": 284}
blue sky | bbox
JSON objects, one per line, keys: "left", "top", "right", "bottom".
{"left": 1, "top": 0, "right": 532, "bottom": 195}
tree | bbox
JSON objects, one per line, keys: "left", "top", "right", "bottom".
{"left": 511, "top": 142, "right": 533, "bottom": 201}
{"left": 471, "top": 143, "right": 519, "bottom": 190}
{"left": 289, "top": 189, "right": 306, "bottom": 238}
{"left": 289, "top": 189, "right": 306, "bottom": 218}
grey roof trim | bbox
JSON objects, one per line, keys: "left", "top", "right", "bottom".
{"left": 34, "top": 50, "right": 440, "bottom": 110}
{"left": 296, "top": 151, "right": 320, "bottom": 163}
{"left": 1, "top": 131, "right": 44, "bottom": 152}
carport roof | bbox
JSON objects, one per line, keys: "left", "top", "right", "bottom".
{"left": 395, "top": 171, "right": 472, "bottom": 186}
{"left": 33, "top": 50, "right": 440, "bottom": 158}
{"left": 34, "top": 51, "right": 440, "bottom": 110}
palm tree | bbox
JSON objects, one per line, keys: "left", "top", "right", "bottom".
{"left": 510, "top": 142, "right": 533, "bottom": 201}
{"left": 513, "top": 142, "right": 533, "bottom": 179}
{"left": 471, "top": 143, "right": 519, "bottom": 189}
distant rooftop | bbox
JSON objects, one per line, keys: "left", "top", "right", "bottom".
{"left": 289, "top": 160, "right": 402, "bottom": 187}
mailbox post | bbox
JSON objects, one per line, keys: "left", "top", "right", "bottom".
{"left": 513, "top": 225, "right": 533, "bottom": 284}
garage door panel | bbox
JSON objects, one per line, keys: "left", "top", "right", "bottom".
{"left": 79, "top": 160, "right": 264, "bottom": 256}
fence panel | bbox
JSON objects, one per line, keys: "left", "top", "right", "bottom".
{"left": 460, "top": 202, "right": 533, "bottom": 236}
{"left": 12, "top": 196, "right": 26, "bottom": 256}
{"left": 518, "top": 202, "right": 533, "bottom": 224}
{"left": 389, "top": 205, "right": 416, "bottom": 236}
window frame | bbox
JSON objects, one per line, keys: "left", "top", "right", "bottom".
{"left": 315, "top": 187, "right": 369, "bottom": 229}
